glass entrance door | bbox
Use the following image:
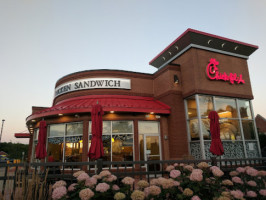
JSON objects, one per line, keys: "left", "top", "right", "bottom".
{"left": 139, "top": 134, "right": 161, "bottom": 171}
{"left": 138, "top": 121, "right": 161, "bottom": 171}
{"left": 145, "top": 136, "right": 160, "bottom": 171}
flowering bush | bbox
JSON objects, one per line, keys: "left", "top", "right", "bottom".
{"left": 51, "top": 163, "right": 266, "bottom": 200}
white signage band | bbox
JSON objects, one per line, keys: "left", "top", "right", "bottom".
{"left": 54, "top": 78, "right": 131, "bottom": 98}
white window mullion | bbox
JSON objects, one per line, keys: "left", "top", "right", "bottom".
{"left": 196, "top": 94, "right": 206, "bottom": 159}
{"left": 236, "top": 99, "right": 247, "bottom": 158}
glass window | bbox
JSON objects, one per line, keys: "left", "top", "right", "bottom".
{"left": 199, "top": 95, "right": 213, "bottom": 118}
{"left": 47, "top": 137, "right": 64, "bottom": 162}
{"left": 219, "top": 119, "right": 241, "bottom": 140}
{"left": 66, "top": 123, "right": 83, "bottom": 136}
{"left": 215, "top": 97, "right": 238, "bottom": 118}
{"left": 112, "top": 134, "right": 133, "bottom": 162}
{"left": 47, "top": 122, "right": 83, "bottom": 164}
{"left": 65, "top": 136, "right": 83, "bottom": 163}
{"left": 238, "top": 100, "right": 252, "bottom": 119}
{"left": 49, "top": 124, "right": 65, "bottom": 137}
{"left": 187, "top": 95, "right": 197, "bottom": 118}
{"left": 88, "top": 121, "right": 111, "bottom": 134}
{"left": 189, "top": 119, "right": 200, "bottom": 140}
{"left": 201, "top": 119, "right": 211, "bottom": 139}
{"left": 31, "top": 128, "right": 39, "bottom": 163}
{"left": 242, "top": 120, "right": 256, "bottom": 140}
{"left": 102, "top": 135, "right": 111, "bottom": 162}
{"left": 103, "top": 121, "right": 111, "bottom": 134}
{"left": 34, "top": 128, "right": 39, "bottom": 140}
{"left": 139, "top": 134, "right": 144, "bottom": 162}
{"left": 112, "top": 121, "right": 133, "bottom": 133}
{"left": 88, "top": 121, "right": 134, "bottom": 165}
{"left": 138, "top": 121, "right": 159, "bottom": 134}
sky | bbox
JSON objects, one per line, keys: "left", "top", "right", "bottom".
{"left": 0, "top": 0, "right": 266, "bottom": 144}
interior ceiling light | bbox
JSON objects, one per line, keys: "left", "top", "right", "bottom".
{"left": 58, "top": 113, "right": 63, "bottom": 116}
{"left": 31, "top": 120, "right": 36, "bottom": 122}
{"left": 110, "top": 111, "right": 114, "bottom": 114}
{"left": 150, "top": 112, "right": 154, "bottom": 114}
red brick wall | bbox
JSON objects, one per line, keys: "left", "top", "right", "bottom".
{"left": 172, "top": 48, "right": 254, "bottom": 99}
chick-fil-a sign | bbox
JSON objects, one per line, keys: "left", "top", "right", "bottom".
{"left": 206, "top": 58, "right": 245, "bottom": 84}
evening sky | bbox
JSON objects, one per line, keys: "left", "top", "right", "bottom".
{"left": 0, "top": 0, "right": 266, "bottom": 144}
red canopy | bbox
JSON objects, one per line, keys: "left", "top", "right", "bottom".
{"left": 35, "top": 120, "right": 47, "bottom": 159}
{"left": 208, "top": 111, "right": 224, "bottom": 156}
{"left": 88, "top": 104, "right": 104, "bottom": 160}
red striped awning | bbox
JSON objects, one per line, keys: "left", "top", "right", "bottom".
{"left": 14, "top": 133, "right": 31, "bottom": 138}
{"left": 26, "top": 95, "right": 171, "bottom": 122}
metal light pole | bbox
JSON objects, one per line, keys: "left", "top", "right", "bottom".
{"left": 0, "top": 119, "right": 5, "bottom": 143}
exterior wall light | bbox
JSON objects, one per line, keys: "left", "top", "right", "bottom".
{"left": 174, "top": 75, "right": 179, "bottom": 84}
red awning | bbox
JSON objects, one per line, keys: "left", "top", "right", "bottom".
{"left": 14, "top": 133, "right": 31, "bottom": 138}
{"left": 26, "top": 95, "right": 171, "bottom": 122}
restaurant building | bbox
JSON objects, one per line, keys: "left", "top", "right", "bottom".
{"left": 19, "top": 29, "right": 261, "bottom": 164}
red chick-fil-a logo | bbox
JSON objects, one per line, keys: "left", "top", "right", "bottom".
{"left": 206, "top": 58, "right": 245, "bottom": 84}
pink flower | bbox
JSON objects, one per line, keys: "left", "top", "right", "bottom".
{"left": 112, "top": 184, "right": 120, "bottom": 191}
{"left": 247, "top": 180, "right": 257, "bottom": 187}
{"left": 246, "top": 167, "right": 258, "bottom": 176}
{"left": 144, "top": 185, "right": 161, "bottom": 197}
{"left": 161, "top": 179, "right": 174, "bottom": 189}
{"left": 95, "top": 182, "right": 110, "bottom": 193}
{"left": 77, "top": 173, "right": 90, "bottom": 182}
{"left": 131, "top": 190, "right": 145, "bottom": 200}
{"left": 170, "top": 170, "right": 181, "bottom": 178}
{"left": 221, "top": 179, "right": 233, "bottom": 186}
{"left": 259, "top": 189, "right": 266, "bottom": 196}
{"left": 246, "top": 191, "right": 257, "bottom": 198}
{"left": 52, "top": 180, "right": 67, "bottom": 189}
{"left": 121, "top": 177, "right": 135, "bottom": 185}
{"left": 52, "top": 186, "right": 67, "bottom": 200}
{"left": 229, "top": 171, "right": 239, "bottom": 177}
{"left": 104, "top": 175, "right": 117, "bottom": 182}
{"left": 73, "top": 170, "right": 85, "bottom": 178}
{"left": 230, "top": 190, "right": 244, "bottom": 199}
{"left": 236, "top": 167, "right": 245, "bottom": 173}
{"left": 85, "top": 177, "right": 97, "bottom": 188}
{"left": 210, "top": 166, "right": 220, "bottom": 171}
{"left": 99, "top": 170, "right": 111, "bottom": 177}
{"left": 212, "top": 168, "right": 224, "bottom": 177}
{"left": 92, "top": 175, "right": 101, "bottom": 180}
{"left": 174, "top": 163, "right": 179, "bottom": 167}
{"left": 197, "top": 162, "right": 209, "bottom": 169}
{"left": 79, "top": 188, "right": 94, "bottom": 200}
{"left": 165, "top": 165, "right": 175, "bottom": 172}
{"left": 150, "top": 178, "right": 159, "bottom": 186}
{"left": 191, "top": 195, "right": 201, "bottom": 200}
{"left": 68, "top": 183, "right": 77, "bottom": 192}
{"left": 156, "top": 177, "right": 174, "bottom": 189}
{"left": 190, "top": 169, "right": 203, "bottom": 182}
{"left": 258, "top": 170, "right": 266, "bottom": 176}
{"left": 184, "top": 165, "right": 194, "bottom": 172}
{"left": 173, "top": 181, "right": 180, "bottom": 186}
{"left": 232, "top": 176, "right": 244, "bottom": 184}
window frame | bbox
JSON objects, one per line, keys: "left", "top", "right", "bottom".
{"left": 88, "top": 120, "right": 134, "bottom": 168}
{"left": 46, "top": 122, "right": 83, "bottom": 163}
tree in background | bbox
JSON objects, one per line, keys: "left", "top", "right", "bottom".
{"left": 0, "top": 142, "right": 29, "bottom": 160}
